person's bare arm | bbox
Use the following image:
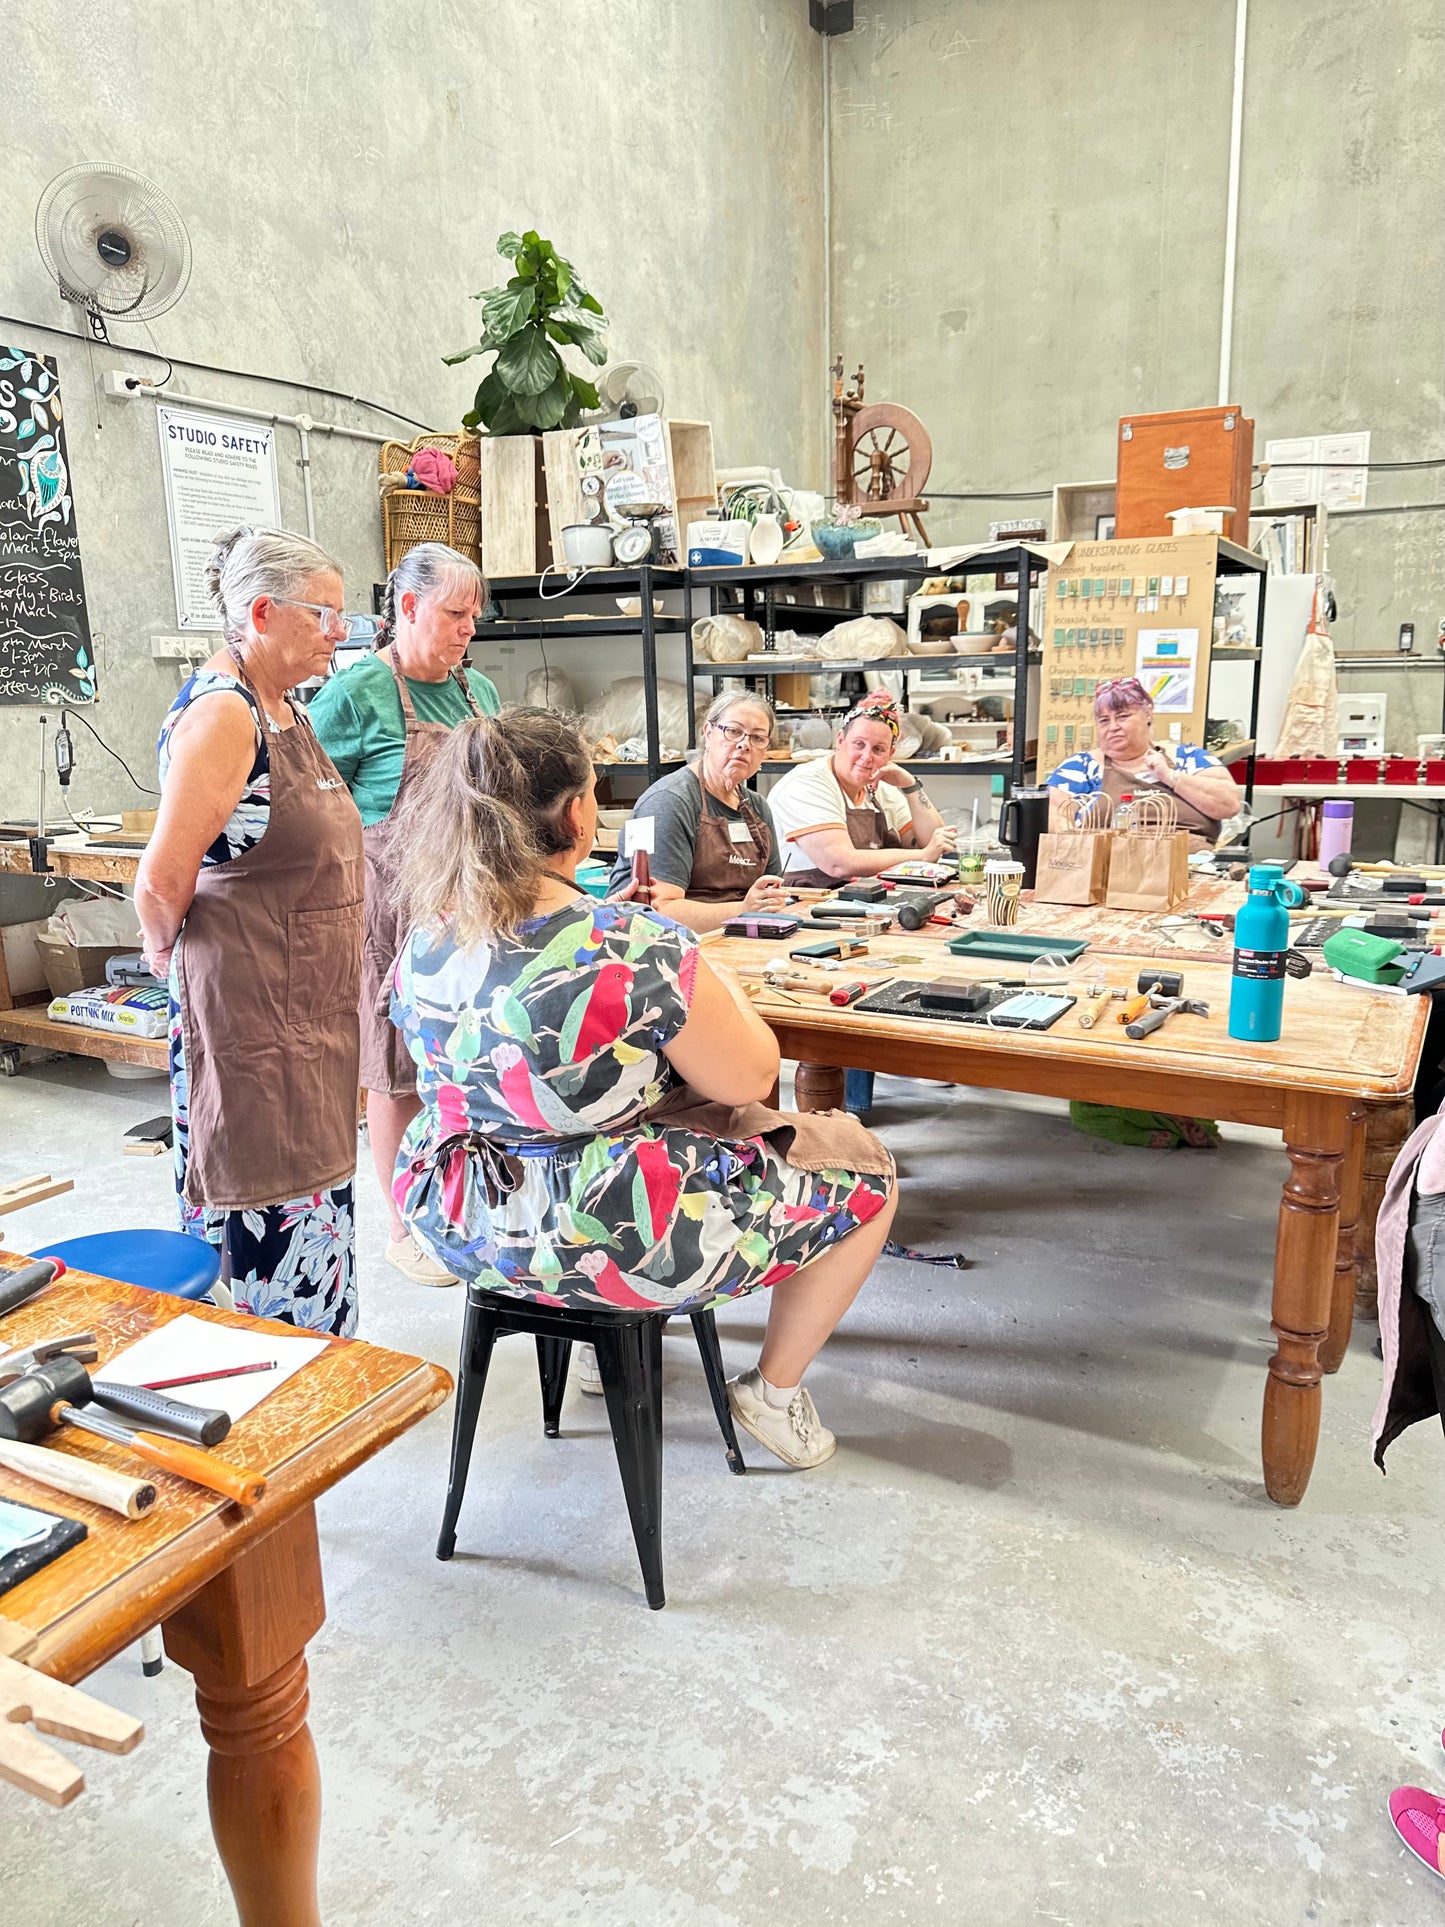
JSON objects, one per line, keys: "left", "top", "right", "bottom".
{"left": 877, "top": 769, "right": 952, "bottom": 854}
{"left": 1143, "top": 749, "right": 1240, "bottom": 821}
{"left": 134, "top": 696, "right": 259, "bottom": 976}
{"left": 663, "top": 957, "right": 779, "bottom": 1104}
{"left": 647, "top": 873, "right": 789, "bottom": 934}
{"left": 790, "top": 820, "right": 956, "bottom": 881}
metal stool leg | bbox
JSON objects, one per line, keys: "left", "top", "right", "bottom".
{"left": 690, "top": 1309, "right": 746, "bottom": 1474}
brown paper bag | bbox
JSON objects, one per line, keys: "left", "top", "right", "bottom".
{"left": 1034, "top": 793, "right": 1112, "bottom": 905}
{"left": 1104, "top": 793, "right": 1191, "bottom": 911}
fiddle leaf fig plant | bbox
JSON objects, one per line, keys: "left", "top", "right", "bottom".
{"left": 444, "top": 230, "right": 608, "bottom": 435}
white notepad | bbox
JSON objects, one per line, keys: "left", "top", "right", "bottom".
{"left": 94, "top": 1315, "right": 330, "bottom": 1421}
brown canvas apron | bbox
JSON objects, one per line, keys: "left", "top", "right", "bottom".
{"left": 1102, "top": 754, "right": 1221, "bottom": 850}
{"left": 359, "top": 653, "right": 482, "bottom": 1098}
{"left": 176, "top": 664, "right": 364, "bottom": 1212}
{"left": 786, "top": 764, "right": 892, "bottom": 889}
{"left": 684, "top": 763, "right": 773, "bottom": 902}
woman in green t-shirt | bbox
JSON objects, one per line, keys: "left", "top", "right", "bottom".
{"left": 310, "top": 543, "right": 499, "bottom": 1287}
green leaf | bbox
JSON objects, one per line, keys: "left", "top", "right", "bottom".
{"left": 577, "top": 291, "right": 604, "bottom": 315}
{"left": 497, "top": 231, "right": 523, "bottom": 259}
{"left": 522, "top": 229, "right": 545, "bottom": 257}
{"left": 480, "top": 283, "right": 536, "bottom": 340}
{"left": 495, "top": 327, "right": 562, "bottom": 397}
{"left": 440, "top": 334, "right": 499, "bottom": 367}
{"left": 461, "top": 408, "right": 481, "bottom": 430}
{"left": 568, "top": 372, "right": 601, "bottom": 412}
{"left": 485, "top": 392, "right": 529, "bottom": 436}
{"left": 518, "top": 367, "right": 573, "bottom": 430}
{"left": 552, "top": 258, "right": 572, "bottom": 301}
{"left": 474, "top": 368, "right": 529, "bottom": 435}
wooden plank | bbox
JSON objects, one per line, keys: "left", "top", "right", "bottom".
{"left": 0, "top": 1173, "right": 74, "bottom": 1215}
{"left": 0, "top": 1004, "right": 167, "bottom": 1070}
{"left": 478, "top": 434, "right": 545, "bottom": 577}
{"left": 0, "top": 1653, "right": 143, "bottom": 1807}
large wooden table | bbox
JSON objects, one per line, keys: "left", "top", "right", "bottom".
{"left": 711, "top": 926, "right": 1429, "bottom": 1508}
{"left": 0, "top": 1264, "right": 451, "bottom": 1926}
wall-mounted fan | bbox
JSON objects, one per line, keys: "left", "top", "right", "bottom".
{"left": 597, "top": 360, "right": 665, "bottom": 421}
{"left": 35, "top": 163, "right": 192, "bottom": 342}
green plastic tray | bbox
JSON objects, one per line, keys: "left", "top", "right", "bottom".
{"left": 945, "top": 930, "right": 1090, "bottom": 964}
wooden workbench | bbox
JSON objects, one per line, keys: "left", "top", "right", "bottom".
{"left": 0, "top": 837, "right": 166, "bottom": 1073}
{"left": 0, "top": 1261, "right": 451, "bottom": 1926}
{"left": 711, "top": 924, "right": 1428, "bottom": 1509}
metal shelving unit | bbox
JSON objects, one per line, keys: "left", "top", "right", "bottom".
{"left": 692, "top": 547, "right": 1044, "bottom": 788}
{"left": 479, "top": 565, "right": 691, "bottom": 788}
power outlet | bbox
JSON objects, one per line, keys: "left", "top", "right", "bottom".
{"left": 151, "top": 637, "right": 201, "bottom": 661}
{"left": 104, "top": 370, "right": 150, "bottom": 399}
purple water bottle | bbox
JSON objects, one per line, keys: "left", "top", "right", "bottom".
{"left": 1318, "top": 800, "right": 1353, "bottom": 870}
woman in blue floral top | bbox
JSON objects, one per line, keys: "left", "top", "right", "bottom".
{"left": 390, "top": 709, "right": 897, "bottom": 1469}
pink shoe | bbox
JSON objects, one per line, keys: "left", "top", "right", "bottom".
{"left": 1388, "top": 1786, "right": 1445, "bottom": 1881}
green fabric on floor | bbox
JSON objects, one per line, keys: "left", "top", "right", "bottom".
{"left": 1069, "top": 1102, "right": 1221, "bottom": 1149}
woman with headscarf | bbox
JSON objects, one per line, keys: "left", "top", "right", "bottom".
{"left": 767, "top": 691, "right": 957, "bottom": 886}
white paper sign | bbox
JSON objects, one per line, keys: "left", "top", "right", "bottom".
{"left": 1135, "top": 627, "right": 1199, "bottom": 713}
{"left": 1263, "top": 431, "right": 1370, "bottom": 511}
{"left": 157, "top": 404, "right": 284, "bottom": 629}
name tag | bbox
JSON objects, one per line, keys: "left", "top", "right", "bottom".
{"left": 727, "top": 818, "right": 753, "bottom": 844}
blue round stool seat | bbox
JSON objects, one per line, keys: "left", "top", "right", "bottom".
{"left": 34, "top": 1230, "right": 221, "bottom": 1301}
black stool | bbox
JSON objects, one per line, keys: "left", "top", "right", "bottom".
{"left": 436, "top": 1291, "right": 746, "bottom": 1609}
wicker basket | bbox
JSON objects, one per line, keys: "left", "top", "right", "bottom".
{"left": 380, "top": 432, "right": 482, "bottom": 573}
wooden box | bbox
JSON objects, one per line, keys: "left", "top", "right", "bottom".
{"left": 543, "top": 418, "right": 717, "bottom": 567}
{"left": 1115, "top": 406, "right": 1254, "bottom": 546}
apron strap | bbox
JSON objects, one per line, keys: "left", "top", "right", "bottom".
{"left": 379, "top": 647, "right": 484, "bottom": 726}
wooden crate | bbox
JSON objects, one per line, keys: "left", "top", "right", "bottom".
{"left": 1050, "top": 479, "right": 1116, "bottom": 543}
{"left": 477, "top": 435, "right": 551, "bottom": 577}
{"left": 543, "top": 418, "right": 717, "bottom": 567}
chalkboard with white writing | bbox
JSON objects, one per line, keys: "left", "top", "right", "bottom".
{"left": 0, "top": 346, "right": 96, "bottom": 705}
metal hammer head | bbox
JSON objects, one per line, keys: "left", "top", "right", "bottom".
{"left": 0, "top": 1352, "right": 93, "bottom": 1443}
{"left": 1137, "top": 968, "right": 1184, "bottom": 999}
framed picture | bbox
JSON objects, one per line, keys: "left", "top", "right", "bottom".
{"left": 1095, "top": 513, "right": 1116, "bottom": 541}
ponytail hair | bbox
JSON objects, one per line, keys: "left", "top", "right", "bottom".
{"left": 397, "top": 707, "right": 592, "bottom": 943}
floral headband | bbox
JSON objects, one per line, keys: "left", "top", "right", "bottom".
{"left": 839, "top": 690, "right": 902, "bottom": 741}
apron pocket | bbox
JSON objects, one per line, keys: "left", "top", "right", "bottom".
{"left": 286, "top": 901, "right": 363, "bottom": 1026}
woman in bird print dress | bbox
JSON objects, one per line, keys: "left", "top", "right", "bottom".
{"left": 390, "top": 708, "right": 897, "bottom": 1469}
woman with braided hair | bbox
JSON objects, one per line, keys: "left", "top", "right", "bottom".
{"left": 766, "top": 689, "right": 957, "bottom": 886}
{"left": 310, "top": 543, "right": 500, "bottom": 1287}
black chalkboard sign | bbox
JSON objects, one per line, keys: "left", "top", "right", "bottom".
{"left": 0, "top": 346, "right": 96, "bottom": 705}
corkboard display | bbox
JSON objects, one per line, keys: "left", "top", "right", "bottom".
{"left": 1037, "top": 534, "right": 1222, "bottom": 780}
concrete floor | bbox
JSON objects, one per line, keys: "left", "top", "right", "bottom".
{"left": 1, "top": 1057, "right": 1442, "bottom": 1926}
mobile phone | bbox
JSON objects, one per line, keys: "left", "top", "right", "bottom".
{"left": 722, "top": 914, "right": 799, "bottom": 939}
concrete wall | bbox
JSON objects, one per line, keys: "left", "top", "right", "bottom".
{"left": 0, "top": 0, "right": 824, "bottom": 817}
{"left": 830, "top": 0, "right": 1445, "bottom": 747}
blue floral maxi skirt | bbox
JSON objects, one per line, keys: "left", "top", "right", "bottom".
{"left": 168, "top": 974, "right": 357, "bottom": 1336}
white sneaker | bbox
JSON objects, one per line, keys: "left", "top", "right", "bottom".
{"left": 385, "top": 1235, "right": 459, "bottom": 1287}
{"left": 726, "top": 1368, "right": 836, "bottom": 1469}
{"left": 575, "top": 1343, "right": 604, "bottom": 1396}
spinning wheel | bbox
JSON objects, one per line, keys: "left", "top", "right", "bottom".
{"left": 832, "top": 359, "right": 933, "bottom": 544}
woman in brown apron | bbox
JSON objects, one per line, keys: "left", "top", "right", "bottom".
{"left": 311, "top": 543, "right": 497, "bottom": 1287}
{"left": 135, "top": 527, "right": 364, "bottom": 1335}
{"left": 1045, "top": 677, "right": 1240, "bottom": 851}
{"left": 391, "top": 709, "right": 897, "bottom": 1470}
{"left": 604, "top": 693, "right": 788, "bottom": 933}
{"left": 769, "top": 690, "right": 957, "bottom": 887}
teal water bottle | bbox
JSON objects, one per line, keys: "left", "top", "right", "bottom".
{"left": 1229, "top": 863, "right": 1308, "bottom": 1041}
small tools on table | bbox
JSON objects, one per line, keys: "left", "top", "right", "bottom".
{"left": 0, "top": 1334, "right": 265, "bottom": 1507}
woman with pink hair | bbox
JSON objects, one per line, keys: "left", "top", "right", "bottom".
{"left": 1045, "top": 677, "right": 1240, "bottom": 849}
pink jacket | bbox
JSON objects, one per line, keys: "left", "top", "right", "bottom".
{"left": 1372, "top": 1108, "right": 1442, "bottom": 1467}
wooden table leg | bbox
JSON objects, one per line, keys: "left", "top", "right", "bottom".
{"left": 1263, "top": 1093, "right": 1350, "bottom": 1506}
{"left": 794, "top": 1061, "right": 845, "bottom": 1112}
{"left": 1356, "top": 1095, "right": 1414, "bottom": 1320}
{"left": 162, "top": 1507, "right": 327, "bottom": 1927}
{"left": 1321, "top": 1103, "right": 1367, "bottom": 1375}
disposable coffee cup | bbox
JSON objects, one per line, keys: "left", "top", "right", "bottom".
{"left": 983, "top": 858, "right": 1025, "bottom": 926}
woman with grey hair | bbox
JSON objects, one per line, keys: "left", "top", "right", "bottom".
{"left": 604, "top": 691, "right": 787, "bottom": 934}
{"left": 310, "top": 542, "right": 499, "bottom": 1287}
{"left": 135, "top": 526, "right": 364, "bottom": 1334}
